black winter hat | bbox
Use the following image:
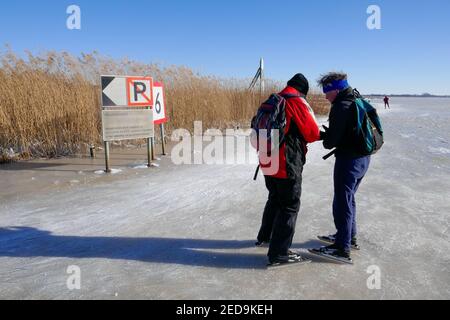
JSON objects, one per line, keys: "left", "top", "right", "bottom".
{"left": 287, "top": 73, "right": 309, "bottom": 95}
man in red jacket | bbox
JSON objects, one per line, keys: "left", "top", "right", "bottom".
{"left": 256, "top": 73, "right": 321, "bottom": 267}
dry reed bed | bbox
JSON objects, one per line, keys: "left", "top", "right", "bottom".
{"left": 0, "top": 50, "right": 329, "bottom": 160}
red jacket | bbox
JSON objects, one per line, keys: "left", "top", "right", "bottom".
{"left": 260, "top": 86, "right": 321, "bottom": 179}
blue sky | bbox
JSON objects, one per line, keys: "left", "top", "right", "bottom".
{"left": 1, "top": 0, "right": 449, "bottom": 94}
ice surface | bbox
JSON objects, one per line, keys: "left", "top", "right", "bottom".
{"left": 0, "top": 97, "right": 449, "bottom": 299}
{"left": 429, "top": 147, "right": 450, "bottom": 154}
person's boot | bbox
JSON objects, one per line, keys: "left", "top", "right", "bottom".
{"left": 267, "top": 253, "right": 311, "bottom": 268}
{"left": 318, "top": 233, "right": 361, "bottom": 250}
{"left": 351, "top": 237, "right": 360, "bottom": 250}
{"left": 309, "top": 244, "right": 353, "bottom": 265}
{"left": 255, "top": 240, "right": 269, "bottom": 248}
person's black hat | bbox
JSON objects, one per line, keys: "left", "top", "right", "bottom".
{"left": 288, "top": 73, "right": 309, "bottom": 95}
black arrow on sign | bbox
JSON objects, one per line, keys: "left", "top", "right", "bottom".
{"left": 102, "top": 76, "right": 116, "bottom": 106}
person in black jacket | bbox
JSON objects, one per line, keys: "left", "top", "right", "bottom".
{"left": 313, "top": 72, "right": 371, "bottom": 264}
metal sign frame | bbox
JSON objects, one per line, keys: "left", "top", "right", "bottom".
{"left": 100, "top": 75, "right": 156, "bottom": 173}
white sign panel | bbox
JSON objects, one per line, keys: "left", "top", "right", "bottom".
{"left": 152, "top": 82, "right": 168, "bottom": 124}
{"left": 102, "top": 109, "right": 154, "bottom": 142}
{"left": 102, "top": 75, "right": 153, "bottom": 107}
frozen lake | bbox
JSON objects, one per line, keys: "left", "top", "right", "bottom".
{"left": 0, "top": 97, "right": 449, "bottom": 299}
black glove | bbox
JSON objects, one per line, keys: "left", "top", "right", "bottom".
{"left": 319, "top": 125, "right": 329, "bottom": 141}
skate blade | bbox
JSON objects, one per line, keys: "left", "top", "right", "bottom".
{"left": 307, "top": 249, "right": 354, "bottom": 265}
{"left": 317, "top": 237, "right": 361, "bottom": 251}
{"left": 266, "top": 258, "right": 311, "bottom": 269}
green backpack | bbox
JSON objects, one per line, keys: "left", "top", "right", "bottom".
{"left": 353, "top": 89, "right": 384, "bottom": 155}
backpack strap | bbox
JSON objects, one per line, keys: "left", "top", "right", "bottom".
{"left": 353, "top": 88, "right": 362, "bottom": 99}
{"left": 281, "top": 93, "right": 308, "bottom": 158}
{"left": 281, "top": 93, "right": 304, "bottom": 99}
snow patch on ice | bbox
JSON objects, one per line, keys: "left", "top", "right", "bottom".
{"left": 132, "top": 162, "right": 160, "bottom": 169}
{"left": 94, "top": 169, "right": 123, "bottom": 175}
{"left": 133, "top": 164, "right": 149, "bottom": 169}
{"left": 401, "top": 133, "right": 416, "bottom": 139}
{"left": 429, "top": 147, "right": 450, "bottom": 155}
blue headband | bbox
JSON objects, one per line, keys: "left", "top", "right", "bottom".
{"left": 323, "top": 79, "right": 349, "bottom": 94}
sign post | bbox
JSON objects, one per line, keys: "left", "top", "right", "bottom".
{"left": 152, "top": 82, "right": 169, "bottom": 156}
{"left": 249, "top": 58, "right": 265, "bottom": 104}
{"left": 104, "top": 141, "right": 111, "bottom": 173}
{"left": 260, "top": 58, "right": 264, "bottom": 104}
{"left": 160, "top": 124, "right": 166, "bottom": 156}
{"left": 101, "top": 75, "right": 155, "bottom": 172}
{"left": 149, "top": 128, "right": 154, "bottom": 164}
{"left": 151, "top": 137, "right": 156, "bottom": 160}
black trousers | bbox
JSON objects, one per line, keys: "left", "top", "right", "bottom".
{"left": 257, "top": 175, "right": 302, "bottom": 261}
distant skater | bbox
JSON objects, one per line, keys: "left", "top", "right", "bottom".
{"left": 384, "top": 96, "right": 390, "bottom": 109}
